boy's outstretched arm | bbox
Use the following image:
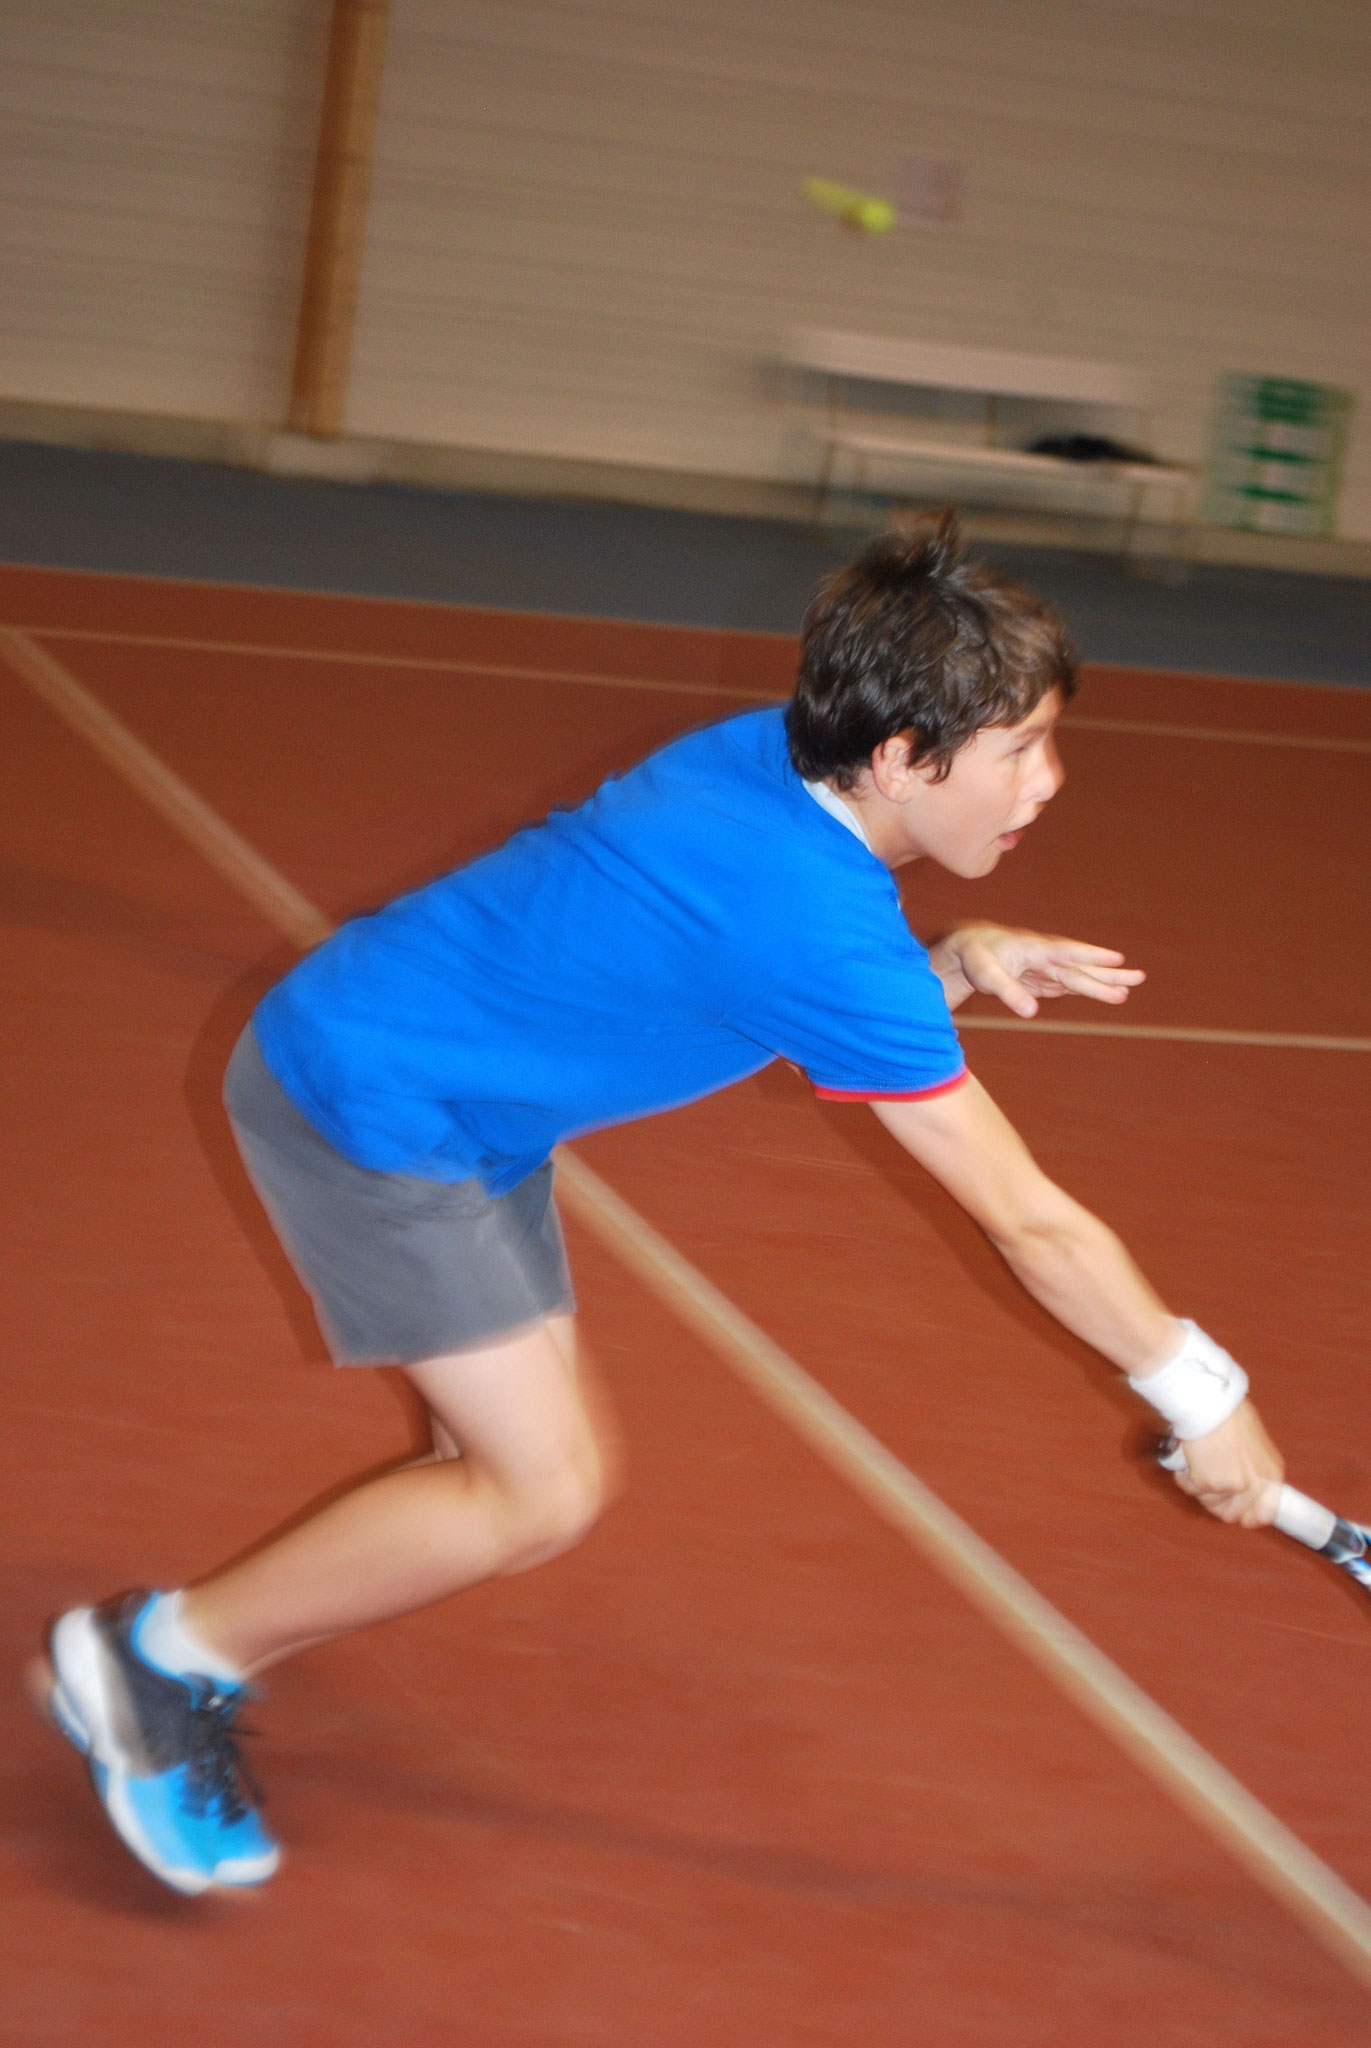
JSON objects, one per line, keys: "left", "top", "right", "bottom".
{"left": 873, "top": 1077, "right": 1284, "bottom": 1528}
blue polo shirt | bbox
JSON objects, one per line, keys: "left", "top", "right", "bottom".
{"left": 252, "top": 708, "right": 966, "bottom": 1194}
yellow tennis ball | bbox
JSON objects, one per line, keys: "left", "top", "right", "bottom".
{"left": 847, "top": 197, "right": 896, "bottom": 235}
{"left": 800, "top": 177, "right": 897, "bottom": 236}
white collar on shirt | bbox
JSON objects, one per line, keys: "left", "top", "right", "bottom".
{"left": 803, "top": 777, "right": 874, "bottom": 852}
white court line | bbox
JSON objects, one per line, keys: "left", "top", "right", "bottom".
{"left": 1067, "top": 714, "right": 1371, "bottom": 757}
{"left": 7, "top": 628, "right": 1371, "bottom": 1992}
{"left": 958, "top": 1015, "right": 1371, "bottom": 1054}
{"left": 21, "top": 624, "right": 780, "bottom": 702}
{"left": 0, "top": 629, "right": 332, "bottom": 950}
{"left": 17, "top": 622, "right": 1371, "bottom": 753}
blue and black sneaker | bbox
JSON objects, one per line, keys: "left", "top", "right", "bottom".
{"left": 43, "top": 1591, "right": 280, "bottom": 1893}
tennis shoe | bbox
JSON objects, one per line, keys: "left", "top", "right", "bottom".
{"left": 44, "top": 1591, "right": 279, "bottom": 1893}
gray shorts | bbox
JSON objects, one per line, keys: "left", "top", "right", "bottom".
{"left": 223, "top": 1028, "right": 574, "bottom": 1365}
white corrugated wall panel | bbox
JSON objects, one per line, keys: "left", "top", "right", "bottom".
{"left": 0, "top": 0, "right": 328, "bottom": 420}
{"left": 347, "top": 0, "right": 1371, "bottom": 535}
{"left": 3, "top": 1, "right": 1368, "bottom": 536}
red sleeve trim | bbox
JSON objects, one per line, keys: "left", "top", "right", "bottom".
{"left": 812, "top": 1067, "right": 970, "bottom": 1103}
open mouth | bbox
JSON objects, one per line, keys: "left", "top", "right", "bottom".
{"left": 999, "top": 810, "right": 1040, "bottom": 848}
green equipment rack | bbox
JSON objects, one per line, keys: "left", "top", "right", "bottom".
{"left": 1204, "top": 374, "right": 1353, "bottom": 539}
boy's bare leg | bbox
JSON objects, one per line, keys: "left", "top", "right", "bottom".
{"left": 180, "top": 1315, "right": 616, "bottom": 1676}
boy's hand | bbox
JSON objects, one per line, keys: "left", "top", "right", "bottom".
{"left": 1168, "top": 1401, "right": 1285, "bottom": 1529}
{"left": 930, "top": 923, "right": 1145, "bottom": 1018}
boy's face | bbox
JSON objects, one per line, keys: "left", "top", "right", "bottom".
{"left": 891, "top": 689, "right": 1066, "bottom": 876}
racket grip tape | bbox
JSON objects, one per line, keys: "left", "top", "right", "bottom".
{"left": 1154, "top": 1435, "right": 1338, "bottom": 1552}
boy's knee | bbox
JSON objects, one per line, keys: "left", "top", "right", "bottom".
{"left": 504, "top": 1461, "right": 608, "bottom": 1572}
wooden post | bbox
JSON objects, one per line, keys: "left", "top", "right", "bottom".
{"left": 288, "top": 0, "right": 391, "bottom": 438}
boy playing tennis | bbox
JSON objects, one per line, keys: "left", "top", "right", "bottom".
{"left": 39, "top": 513, "right": 1284, "bottom": 1892}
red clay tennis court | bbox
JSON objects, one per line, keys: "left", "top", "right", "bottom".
{"left": 4, "top": 562, "right": 1371, "bottom": 2045}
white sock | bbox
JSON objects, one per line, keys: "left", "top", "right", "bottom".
{"left": 135, "top": 1590, "right": 244, "bottom": 1686}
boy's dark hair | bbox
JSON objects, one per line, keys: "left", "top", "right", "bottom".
{"left": 786, "top": 510, "right": 1077, "bottom": 787}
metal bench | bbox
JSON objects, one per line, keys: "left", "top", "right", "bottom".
{"left": 786, "top": 328, "right": 1195, "bottom": 557}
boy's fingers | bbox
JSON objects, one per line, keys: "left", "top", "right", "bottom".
{"left": 1034, "top": 950, "right": 1142, "bottom": 981}
{"left": 1022, "top": 938, "right": 1127, "bottom": 967}
{"left": 1027, "top": 963, "right": 1137, "bottom": 1004}
{"left": 999, "top": 977, "right": 1038, "bottom": 1016}
{"left": 960, "top": 934, "right": 1141, "bottom": 1015}
{"left": 1076, "top": 982, "right": 1131, "bottom": 1004}
{"left": 1187, "top": 1486, "right": 1280, "bottom": 1529}
{"left": 1076, "top": 963, "right": 1145, "bottom": 983}
{"left": 958, "top": 939, "right": 1014, "bottom": 987}
{"left": 1060, "top": 968, "right": 1134, "bottom": 1003}
{"left": 965, "top": 948, "right": 1038, "bottom": 1015}
{"left": 1049, "top": 942, "right": 1126, "bottom": 965}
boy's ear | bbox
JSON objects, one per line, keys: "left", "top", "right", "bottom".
{"left": 869, "top": 729, "right": 923, "bottom": 798}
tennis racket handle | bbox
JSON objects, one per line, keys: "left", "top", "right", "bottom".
{"left": 1272, "top": 1487, "right": 1339, "bottom": 1551}
{"left": 1155, "top": 1437, "right": 1338, "bottom": 1551}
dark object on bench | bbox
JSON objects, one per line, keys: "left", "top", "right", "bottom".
{"left": 1026, "top": 432, "right": 1158, "bottom": 464}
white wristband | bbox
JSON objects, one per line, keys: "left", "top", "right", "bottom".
{"left": 1127, "top": 1319, "right": 1249, "bottom": 1440}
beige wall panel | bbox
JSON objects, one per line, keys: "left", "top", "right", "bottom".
{"left": 348, "top": 0, "right": 1371, "bottom": 534}
{"left": 4, "top": 1, "right": 1366, "bottom": 536}
{"left": 0, "top": 0, "right": 328, "bottom": 419}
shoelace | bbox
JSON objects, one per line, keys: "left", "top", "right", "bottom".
{"left": 180, "top": 1689, "right": 264, "bottom": 1825}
